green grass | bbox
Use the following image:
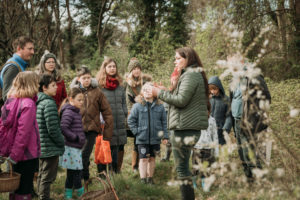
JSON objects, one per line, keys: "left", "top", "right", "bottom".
{"left": 1, "top": 78, "right": 300, "bottom": 200}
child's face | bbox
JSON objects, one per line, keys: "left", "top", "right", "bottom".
{"left": 143, "top": 85, "right": 153, "bottom": 100}
{"left": 43, "top": 81, "right": 57, "bottom": 97}
{"left": 209, "top": 84, "right": 220, "bottom": 96}
{"left": 44, "top": 58, "right": 56, "bottom": 73}
{"left": 132, "top": 67, "right": 141, "bottom": 78}
{"left": 70, "top": 93, "right": 84, "bottom": 109}
{"left": 78, "top": 74, "right": 92, "bottom": 88}
{"left": 105, "top": 62, "right": 117, "bottom": 76}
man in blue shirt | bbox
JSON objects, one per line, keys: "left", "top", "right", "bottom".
{"left": 1, "top": 36, "right": 34, "bottom": 102}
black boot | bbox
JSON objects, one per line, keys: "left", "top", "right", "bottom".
{"left": 180, "top": 183, "right": 195, "bottom": 200}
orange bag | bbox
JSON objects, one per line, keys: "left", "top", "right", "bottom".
{"left": 94, "top": 135, "right": 112, "bottom": 165}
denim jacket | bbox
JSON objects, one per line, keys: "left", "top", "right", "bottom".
{"left": 128, "top": 96, "right": 168, "bottom": 145}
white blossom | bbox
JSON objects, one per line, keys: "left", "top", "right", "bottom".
{"left": 290, "top": 109, "right": 300, "bottom": 118}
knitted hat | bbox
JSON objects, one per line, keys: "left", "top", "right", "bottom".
{"left": 41, "top": 50, "right": 57, "bottom": 64}
{"left": 128, "top": 58, "right": 142, "bottom": 72}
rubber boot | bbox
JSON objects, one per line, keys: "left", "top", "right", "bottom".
{"left": 117, "top": 151, "right": 124, "bottom": 173}
{"left": 180, "top": 183, "right": 195, "bottom": 200}
{"left": 14, "top": 194, "right": 31, "bottom": 200}
{"left": 75, "top": 187, "right": 84, "bottom": 198}
{"left": 65, "top": 188, "right": 73, "bottom": 200}
{"left": 132, "top": 151, "right": 139, "bottom": 172}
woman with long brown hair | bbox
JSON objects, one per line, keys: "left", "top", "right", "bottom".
{"left": 152, "top": 47, "right": 210, "bottom": 200}
{"left": 96, "top": 57, "right": 127, "bottom": 173}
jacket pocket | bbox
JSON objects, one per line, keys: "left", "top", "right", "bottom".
{"left": 137, "top": 126, "right": 147, "bottom": 141}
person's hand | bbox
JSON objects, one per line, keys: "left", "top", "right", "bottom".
{"left": 162, "top": 139, "right": 168, "bottom": 145}
{"left": 0, "top": 156, "right": 5, "bottom": 164}
{"left": 7, "top": 157, "right": 16, "bottom": 165}
{"left": 152, "top": 86, "right": 161, "bottom": 98}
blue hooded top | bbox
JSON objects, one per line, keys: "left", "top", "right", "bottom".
{"left": 208, "top": 76, "right": 232, "bottom": 144}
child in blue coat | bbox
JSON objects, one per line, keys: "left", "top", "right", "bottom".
{"left": 208, "top": 76, "right": 232, "bottom": 145}
{"left": 128, "top": 82, "right": 168, "bottom": 184}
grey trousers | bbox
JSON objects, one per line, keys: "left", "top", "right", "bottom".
{"left": 37, "top": 156, "right": 59, "bottom": 200}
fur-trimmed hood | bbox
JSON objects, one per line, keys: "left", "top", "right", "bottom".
{"left": 134, "top": 94, "right": 162, "bottom": 105}
{"left": 123, "top": 73, "right": 152, "bottom": 88}
{"left": 69, "top": 77, "right": 99, "bottom": 89}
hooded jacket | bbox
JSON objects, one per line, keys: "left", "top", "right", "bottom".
{"left": 60, "top": 103, "right": 86, "bottom": 149}
{"left": 208, "top": 76, "right": 232, "bottom": 133}
{"left": 36, "top": 92, "right": 65, "bottom": 158}
{"left": 70, "top": 78, "right": 113, "bottom": 141}
{"left": 128, "top": 96, "right": 168, "bottom": 145}
{"left": 0, "top": 97, "right": 40, "bottom": 162}
{"left": 158, "top": 66, "right": 208, "bottom": 130}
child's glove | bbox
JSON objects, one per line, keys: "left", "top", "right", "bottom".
{"left": 7, "top": 157, "right": 16, "bottom": 165}
{"left": 0, "top": 156, "right": 5, "bottom": 164}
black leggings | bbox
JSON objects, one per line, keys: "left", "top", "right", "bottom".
{"left": 13, "top": 158, "right": 38, "bottom": 195}
{"left": 65, "top": 169, "right": 82, "bottom": 189}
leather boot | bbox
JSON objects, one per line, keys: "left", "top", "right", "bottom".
{"left": 132, "top": 151, "right": 139, "bottom": 171}
{"left": 180, "top": 183, "right": 195, "bottom": 200}
{"left": 117, "top": 151, "right": 124, "bottom": 173}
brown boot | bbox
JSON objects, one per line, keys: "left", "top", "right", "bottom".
{"left": 132, "top": 151, "right": 139, "bottom": 172}
{"left": 117, "top": 151, "right": 124, "bottom": 173}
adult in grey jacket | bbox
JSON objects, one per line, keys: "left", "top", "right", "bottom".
{"left": 96, "top": 58, "right": 128, "bottom": 173}
{"left": 152, "top": 47, "right": 210, "bottom": 200}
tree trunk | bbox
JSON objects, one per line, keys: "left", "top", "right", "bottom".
{"left": 276, "top": 0, "right": 288, "bottom": 59}
{"left": 53, "top": 0, "right": 65, "bottom": 69}
{"left": 66, "top": 0, "right": 74, "bottom": 70}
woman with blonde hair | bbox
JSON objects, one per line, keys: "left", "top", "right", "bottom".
{"left": 0, "top": 71, "right": 41, "bottom": 200}
{"left": 96, "top": 57, "right": 127, "bottom": 173}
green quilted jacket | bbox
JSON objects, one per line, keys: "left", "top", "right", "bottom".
{"left": 36, "top": 92, "right": 65, "bottom": 158}
{"left": 158, "top": 66, "right": 208, "bottom": 130}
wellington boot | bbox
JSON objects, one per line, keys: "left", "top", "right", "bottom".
{"left": 131, "top": 151, "right": 139, "bottom": 170}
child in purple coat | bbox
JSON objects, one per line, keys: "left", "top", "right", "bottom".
{"left": 59, "top": 87, "right": 85, "bottom": 199}
{"left": 0, "top": 71, "right": 40, "bottom": 200}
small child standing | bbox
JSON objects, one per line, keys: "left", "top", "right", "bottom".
{"left": 208, "top": 76, "right": 232, "bottom": 145}
{"left": 0, "top": 71, "right": 40, "bottom": 200}
{"left": 128, "top": 83, "right": 168, "bottom": 184}
{"left": 192, "top": 116, "right": 218, "bottom": 190}
{"left": 70, "top": 66, "right": 113, "bottom": 182}
{"left": 36, "top": 74, "right": 65, "bottom": 200}
{"left": 59, "top": 87, "right": 86, "bottom": 199}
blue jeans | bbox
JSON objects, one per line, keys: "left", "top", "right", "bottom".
{"left": 171, "top": 130, "right": 200, "bottom": 180}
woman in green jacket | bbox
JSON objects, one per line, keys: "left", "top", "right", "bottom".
{"left": 152, "top": 47, "right": 210, "bottom": 200}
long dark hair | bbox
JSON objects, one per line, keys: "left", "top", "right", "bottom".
{"left": 174, "top": 47, "right": 211, "bottom": 113}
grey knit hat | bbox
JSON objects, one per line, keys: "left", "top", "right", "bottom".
{"left": 128, "top": 58, "right": 142, "bottom": 72}
{"left": 38, "top": 50, "right": 61, "bottom": 80}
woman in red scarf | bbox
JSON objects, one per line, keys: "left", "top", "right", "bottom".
{"left": 96, "top": 58, "right": 127, "bottom": 173}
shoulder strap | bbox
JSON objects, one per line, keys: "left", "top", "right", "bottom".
{"left": 0, "top": 61, "right": 22, "bottom": 88}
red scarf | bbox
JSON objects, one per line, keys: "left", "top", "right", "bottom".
{"left": 105, "top": 76, "right": 119, "bottom": 90}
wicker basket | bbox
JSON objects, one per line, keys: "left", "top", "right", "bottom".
{"left": 0, "top": 161, "right": 21, "bottom": 193}
{"left": 81, "top": 172, "right": 118, "bottom": 200}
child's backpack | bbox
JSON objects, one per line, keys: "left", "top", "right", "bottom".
{"left": 0, "top": 62, "right": 22, "bottom": 111}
